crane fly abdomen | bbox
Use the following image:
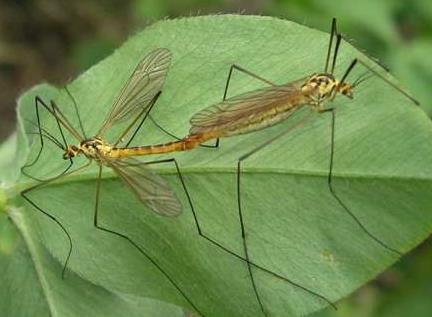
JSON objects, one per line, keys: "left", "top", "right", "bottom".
{"left": 189, "top": 83, "right": 310, "bottom": 137}
{"left": 107, "top": 134, "right": 211, "bottom": 158}
{"left": 217, "top": 99, "right": 306, "bottom": 137}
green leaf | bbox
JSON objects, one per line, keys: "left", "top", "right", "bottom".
{"left": 4, "top": 15, "right": 432, "bottom": 317}
{"left": 0, "top": 210, "right": 186, "bottom": 316}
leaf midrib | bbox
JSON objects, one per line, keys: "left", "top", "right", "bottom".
{"left": 9, "top": 166, "right": 431, "bottom": 199}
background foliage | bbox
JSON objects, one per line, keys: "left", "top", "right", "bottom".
{"left": 0, "top": 1, "right": 431, "bottom": 316}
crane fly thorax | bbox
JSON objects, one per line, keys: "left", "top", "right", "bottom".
{"left": 302, "top": 73, "right": 336, "bottom": 101}
{"left": 80, "top": 137, "right": 113, "bottom": 159}
{"left": 302, "top": 73, "right": 354, "bottom": 102}
{"left": 62, "top": 137, "right": 113, "bottom": 160}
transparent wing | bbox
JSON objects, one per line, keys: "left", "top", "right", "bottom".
{"left": 105, "top": 157, "right": 182, "bottom": 217}
{"left": 189, "top": 78, "right": 307, "bottom": 135}
{"left": 97, "top": 48, "right": 172, "bottom": 137}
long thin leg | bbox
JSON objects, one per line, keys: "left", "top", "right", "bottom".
{"left": 109, "top": 90, "right": 194, "bottom": 148}
{"left": 22, "top": 96, "right": 73, "bottom": 182}
{"left": 92, "top": 164, "right": 203, "bottom": 316}
{"left": 324, "top": 18, "right": 338, "bottom": 73}
{"left": 118, "top": 91, "right": 218, "bottom": 150}
{"left": 25, "top": 119, "right": 64, "bottom": 150}
{"left": 233, "top": 113, "right": 318, "bottom": 315}
{"left": 214, "top": 64, "right": 278, "bottom": 150}
{"left": 50, "top": 99, "right": 84, "bottom": 141}
{"left": 23, "top": 156, "right": 73, "bottom": 183}
{"left": 236, "top": 157, "right": 267, "bottom": 316}
{"left": 321, "top": 108, "right": 402, "bottom": 255}
{"left": 144, "top": 158, "right": 264, "bottom": 315}
{"left": 148, "top": 115, "right": 219, "bottom": 149}
{"left": 149, "top": 115, "right": 182, "bottom": 140}
{"left": 329, "top": 58, "right": 416, "bottom": 249}
{"left": 330, "top": 34, "right": 342, "bottom": 75}
{"left": 22, "top": 97, "right": 61, "bottom": 171}
{"left": 64, "top": 85, "right": 87, "bottom": 139}
{"left": 119, "top": 91, "right": 162, "bottom": 147}
{"left": 26, "top": 131, "right": 62, "bottom": 149}
{"left": 188, "top": 64, "right": 278, "bottom": 151}
{"left": 209, "top": 64, "right": 278, "bottom": 149}
{"left": 20, "top": 160, "right": 92, "bottom": 278}
{"left": 144, "top": 156, "right": 336, "bottom": 312}
{"left": 223, "top": 64, "right": 277, "bottom": 101}
{"left": 50, "top": 100, "right": 71, "bottom": 154}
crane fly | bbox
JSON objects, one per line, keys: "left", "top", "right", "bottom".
{"left": 124, "top": 18, "right": 419, "bottom": 316}
{"left": 186, "top": 18, "right": 419, "bottom": 316}
{"left": 20, "top": 48, "right": 204, "bottom": 315}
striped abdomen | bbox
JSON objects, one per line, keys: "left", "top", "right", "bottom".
{"left": 107, "top": 132, "right": 217, "bottom": 158}
{"left": 190, "top": 88, "right": 311, "bottom": 138}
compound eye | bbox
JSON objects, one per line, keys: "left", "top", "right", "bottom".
{"left": 342, "top": 89, "right": 354, "bottom": 99}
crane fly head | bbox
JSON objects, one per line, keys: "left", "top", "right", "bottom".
{"left": 63, "top": 145, "right": 80, "bottom": 160}
{"left": 335, "top": 81, "right": 354, "bottom": 99}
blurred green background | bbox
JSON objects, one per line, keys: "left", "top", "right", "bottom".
{"left": 0, "top": 0, "right": 430, "bottom": 316}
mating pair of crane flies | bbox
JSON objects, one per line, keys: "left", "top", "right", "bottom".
{"left": 21, "top": 18, "right": 418, "bottom": 317}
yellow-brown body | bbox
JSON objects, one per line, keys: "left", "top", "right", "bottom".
{"left": 62, "top": 72, "right": 353, "bottom": 161}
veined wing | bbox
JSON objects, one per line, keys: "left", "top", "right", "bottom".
{"left": 97, "top": 48, "right": 172, "bottom": 137}
{"left": 105, "top": 157, "right": 182, "bottom": 217}
{"left": 189, "top": 77, "right": 307, "bottom": 135}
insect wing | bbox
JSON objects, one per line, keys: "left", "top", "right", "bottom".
{"left": 97, "top": 48, "right": 172, "bottom": 136}
{"left": 106, "top": 157, "right": 182, "bottom": 217}
{"left": 189, "top": 78, "right": 306, "bottom": 135}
